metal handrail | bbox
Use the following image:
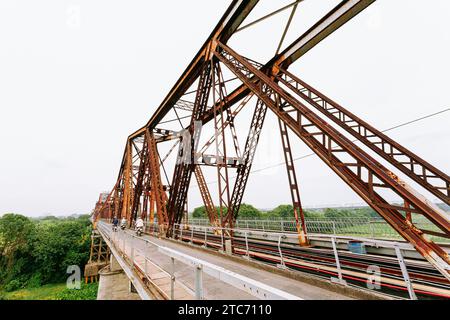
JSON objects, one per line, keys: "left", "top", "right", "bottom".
{"left": 98, "top": 221, "right": 301, "bottom": 300}
{"left": 166, "top": 222, "right": 425, "bottom": 299}
{"left": 100, "top": 219, "right": 450, "bottom": 299}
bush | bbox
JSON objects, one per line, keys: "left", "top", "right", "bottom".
{"left": 192, "top": 206, "right": 207, "bottom": 218}
{"left": 56, "top": 282, "right": 98, "bottom": 300}
{"left": 27, "top": 273, "right": 43, "bottom": 288}
{"left": 0, "top": 214, "right": 92, "bottom": 289}
{"left": 266, "top": 205, "right": 294, "bottom": 219}
{"left": 4, "top": 279, "right": 24, "bottom": 292}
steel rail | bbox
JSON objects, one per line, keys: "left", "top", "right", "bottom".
{"left": 157, "top": 221, "right": 450, "bottom": 299}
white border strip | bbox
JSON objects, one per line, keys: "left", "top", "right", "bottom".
{"left": 158, "top": 246, "right": 302, "bottom": 300}
{"left": 98, "top": 225, "right": 153, "bottom": 300}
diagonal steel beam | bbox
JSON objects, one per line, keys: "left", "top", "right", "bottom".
{"left": 127, "top": 0, "right": 260, "bottom": 140}
{"left": 215, "top": 41, "right": 450, "bottom": 280}
{"left": 113, "top": 0, "right": 373, "bottom": 196}
{"left": 201, "top": 0, "right": 376, "bottom": 124}
{"left": 276, "top": 68, "right": 450, "bottom": 205}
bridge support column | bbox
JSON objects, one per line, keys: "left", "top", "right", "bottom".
{"left": 96, "top": 255, "right": 141, "bottom": 300}
{"left": 109, "top": 254, "right": 122, "bottom": 272}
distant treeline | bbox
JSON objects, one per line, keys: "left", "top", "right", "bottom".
{"left": 191, "top": 204, "right": 380, "bottom": 220}
{"left": 0, "top": 214, "right": 92, "bottom": 292}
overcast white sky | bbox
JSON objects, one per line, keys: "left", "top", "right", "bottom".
{"left": 1, "top": 1, "right": 449, "bottom": 217}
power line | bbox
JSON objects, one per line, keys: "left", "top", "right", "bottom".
{"left": 192, "top": 107, "right": 450, "bottom": 187}
{"left": 381, "top": 108, "right": 450, "bottom": 132}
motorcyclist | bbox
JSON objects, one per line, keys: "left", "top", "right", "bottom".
{"left": 135, "top": 217, "right": 144, "bottom": 235}
{"left": 112, "top": 216, "right": 119, "bottom": 231}
{"left": 120, "top": 217, "right": 127, "bottom": 229}
{"left": 135, "top": 217, "right": 144, "bottom": 229}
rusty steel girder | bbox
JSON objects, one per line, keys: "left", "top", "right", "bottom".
{"left": 146, "top": 130, "right": 169, "bottom": 227}
{"left": 92, "top": 1, "right": 450, "bottom": 282}
{"left": 225, "top": 98, "right": 268, "bottom": 227}
{"left": 167, "top": 62, "right": 213, "bottom": 234}
{"left": 126, "top": 0, "right": 260, "bottom": 141}
{"left": 214, "top": 41, "right": 450, "bottom": 280}
{"left": 278, "top": 119, "right": 308, "bottom": 246}
{"left": 194, "top": 166, "right": 219, "bottom": 227}
{"left": 275, "top": 68, "right": 450, "bottom": 206}
{"left": 201, "top": 0, "right": 376, "bottom": 125}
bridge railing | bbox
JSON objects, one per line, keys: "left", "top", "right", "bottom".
{"left": 97, "top": 221, "right": 301, "bottom": 300}
{"left": 187, "top": 217, "right": 445, "bottom": 242}
{"left": 100, "top": 219, "right": 450, "bottom": 299}
{"left": 163, "top": 221, "right": 442, "bottom": 300}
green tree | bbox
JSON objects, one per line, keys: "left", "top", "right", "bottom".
{"left": 323, "top": 207, "right": 379, "bottom": 219}
{"left": 32, "top": 219, "right": 91, "bottom": 284}
{"left": 0, "top": 214, "right": 92, "bottom": 291}
{"left": 0, "top": 214, "right": 36, "bottom": 290}
{"left": 0, "top": 214, "right": 35, "bottom": 262}
{"left": 267, "top": 204, "right": 294, "bottom": 219}
{"left": 324, "top": 208, "right": 345, "bottom": 219}
{"left": 303, "top": 210, "right": 324, "bottom": 219}
{"left": 192, "top": 206, "right": 207, "bottom": 218}
{"left": 238, "top": 204, "right": 261, "bottom": 218}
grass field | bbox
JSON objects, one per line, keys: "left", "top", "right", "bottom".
{"left": 1, "top": 283, "right": 67, "bottom": 300}
{"left": 1, "top": 282, "right": 99, "bottom": 300}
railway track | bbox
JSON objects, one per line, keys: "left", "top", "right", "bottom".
{"left": 150, "top": 227, "right": 450, "bottom": 300}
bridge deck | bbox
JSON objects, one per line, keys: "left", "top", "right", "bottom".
{"left": 103, "top": 223, "right": 355, "bottom": 300}
{"left": 143, "top": 235, "right": 353, "bottom": 300}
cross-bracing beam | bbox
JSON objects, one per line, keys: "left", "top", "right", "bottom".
{"left": 92, "top": 1, "right": 450, "bottom": 281}
{"left": 214, "top": 41, "right": 450, "bottom": 280}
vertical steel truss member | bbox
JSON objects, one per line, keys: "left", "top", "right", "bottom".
{"left": 121, "top": 141, "right": 134, "bottom": 224}
{"left": 131, "top": 138, "right": 147, "bottom": 223}
{"left": 211, "top": 61, "right": 232, "bottom": 227}
{"left": 84, "top": 230, "right": 110, "bottom": 283}
{"left": 226, "top": 98, "right": 268, "bottom": 227}
{"left": 194, "top": 166, "right": 219, "bottom": 226}
{"left": 196, "top": 94, "right": 256, "bottom": 229}
{"left": 146, "top": 130, "right": 169, "bottom": 227}
{"left": 272, "top": 0, "right": 308, "bottom": 246}
{"left": 167, "top": 63, "right": 213, "bottom": 234}
{"left": 275, "top": 68, "right": 450, "bottom": 206}
{"left": 278, "top": 120, "right": 308, "bottom": 246}
{"left": 214, "top": 42, "right": 450, "bottom": 280}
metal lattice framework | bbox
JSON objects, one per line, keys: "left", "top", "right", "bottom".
{"left": 92, "top": 0, "right": 450, "bottom": 281}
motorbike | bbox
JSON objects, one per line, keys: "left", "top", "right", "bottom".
{"left": 112, "top": 224, "right": 118, "bottom": 232}
{"left": 120, "top": 224, "right": 126, "bottom": 231}
{"left": 135, "top": 226, "right": 143, "bottom": 237}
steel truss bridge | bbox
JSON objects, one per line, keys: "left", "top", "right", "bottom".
{"left": 92, "top": 0, "right": 450, "bottom": 285}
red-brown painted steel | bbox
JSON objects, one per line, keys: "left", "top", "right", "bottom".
{"left": 91, "top": 1, "right": 450, "bottom": 281}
